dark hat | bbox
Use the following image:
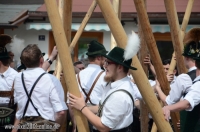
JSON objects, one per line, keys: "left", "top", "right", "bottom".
{"left": 17, "top": 63, "right": 26, "bottom": 71}
{"left": 103, "top": 47, "right": 137, "bottom": 70}
{"left": 0, "top": 34, "right": 12, "bottom": 59}
{"left": 17, "top": 52, "right": 45, "bottom": 70}
{"left": 86, "top": 40, "right": 108, "bottom": 56}
{"left": 183, "top": 28, "right": 200, "bottom": 61}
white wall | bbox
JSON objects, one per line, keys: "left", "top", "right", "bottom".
{"left": 5, "top": 24, "right": 52, "bottom": 69}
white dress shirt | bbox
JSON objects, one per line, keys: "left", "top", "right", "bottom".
{"left": 14, "top": 67, "right": 67, "bottom": 121}
{"left": 166, "top": 66, "right": 196, "bottom": 105}
{"left": 99, "top": 76, "right": 134, "bottom": 130}
{"left": 0, "top": 66, "right": 18, "bottom": 103}
{"left": 77, "top": 64, "right": 106, "bottom": 105}
{"left": 184, "top": 75, "right": 200, "bottom": 111}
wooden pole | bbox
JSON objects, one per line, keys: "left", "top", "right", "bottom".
{"left": 70, "top": 0, "right": 97, "bottom": 53}
{"left": 167, "top": 53, "right": 176, "bottom": 77}
{"left": 164, "top": 0, "right": 187, "bottom": 74}
{"left": 110, "top": 0, "right": 122, "bottom": 49}
{"left": 133, "top": 1, "right": 177, "bottom": 132}
{"left": 164, "top": 1, "right": 194, "bottom": 131}
{"left": 96, "top": 0, "right": 173, "bottom": 131}
{"left": 44, "top": 0, "right": 89, "bottom": 132}
{"left": 138, "top": 0, "right": 149, "bottom": 131}
{"left": 167, "top": 0, "right": 194, "bottom": 75}
{"left": 57, "top": 0, "right": 73, "bottom": 131}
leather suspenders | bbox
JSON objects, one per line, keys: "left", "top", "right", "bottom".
{"left": 21, "top": 72, "right": 46, "bottom": 118}
{"left": 77, "top": 71, "right": 104, "bottom": 105}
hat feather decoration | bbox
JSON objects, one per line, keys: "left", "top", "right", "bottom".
{"left": 123, "top": 31, "right": 140, "bottom": 61}
{"left": 183, "top": 28, "right": 200, "bottom": 45}
{"left": 10, "top": 35, "right": 25, "bottom": 67}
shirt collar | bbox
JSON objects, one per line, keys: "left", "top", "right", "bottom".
{"left": 1, "top": 66, "right": 12, "bottom": 78}
{"left": 87, "top": 64, "right": 102, "bottom": 69}
{"left": 193, "top": 75, "right": 200, "bottom": 82}
{"left": 188, "top": 66, "right": 197, "bottom": 72}
{"left": 25, "top": 67, "right": 44, "bottom": 72}
{"left": 110, "top": 76, "right": 129, "bottom": 89}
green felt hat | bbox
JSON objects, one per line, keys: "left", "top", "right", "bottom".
{"left": 86, "top": 40, "right": 108, "bottom": 56}
{"left": 0, "top": 34, "right": 12, "bottom": 59}
{"left": 103, "top": 47, "right": 137, "bottom": 70}
{"left": 183, "top": 28, "right": 200, "bottom": 61}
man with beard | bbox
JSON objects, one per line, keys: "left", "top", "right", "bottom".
{"left": 69, "top": 33, "right": 140, "bottom": 132}
{"left": 69, "top": 40, "right": 108, "bottom": 131}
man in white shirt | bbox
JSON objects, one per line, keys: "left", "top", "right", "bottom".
{"left": 68, "top": 33, "right": 140, "bottom": 132}
{"left": 157, "top": 28, "right": 200, "bottom": 132}
{"left": 12, "top": 44, "right": 67, "bottom": 132}
{"left": 69, "top": 40, "right": 108, "bottom": 131}
{"left": 0, "top": 34, "right": 18, "bottom": 132}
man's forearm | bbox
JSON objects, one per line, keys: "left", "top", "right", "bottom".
{"left": 167, "top": 100, "right": 191, "bottom": 112}
{"left": 55, "top": 110, "right": 66, "bottom": 125}
{"left": 156, "top": 87, "right": 167, "bottom": 105}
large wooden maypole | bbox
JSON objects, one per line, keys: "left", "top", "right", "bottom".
{"left": 44, "top": 0, "right": 89, "bottom": 131}
{"left": 96, "top": 0, "right": 173, "bottom": 131}
{"left": 138, "top": 0, "right": 149, "bottom": 131}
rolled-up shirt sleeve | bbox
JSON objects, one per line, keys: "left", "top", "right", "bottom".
{"left": 184, "top": 81, "right": 200, "bottom": 111}
{"left": 166, "top": 74, "right": 192, "bottom": 105}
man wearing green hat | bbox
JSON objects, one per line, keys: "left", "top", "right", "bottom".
{"left": 157, "top": 28, "right": 200, "bottom": 132}
{"left": 69, "top": 40, "right": 108, "bottom": 131}
{"left": 69, "top": 33, "right": 140, "bottom": 132}
{"left": 0, "top": 34, "right": 18, "bottom": 131}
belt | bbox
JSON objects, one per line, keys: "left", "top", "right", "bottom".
{"left": 93, "top": 127, "right": 129, "bottom": 132}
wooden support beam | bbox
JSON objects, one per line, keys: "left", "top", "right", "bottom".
{"left": 164, "top": 0, "right": 187, "bottom": 74}
{"left": 44, "top": 0, "right": 89, "bottom": 132}
{"left": 138, "top": 0, "right": 149, "bottom": 131}
{"left": 70, "top": 0, "right": 97, "bottom": 53}
{"left": 57, "top": 0, "right": 73, "bottom": 131}
{"left": 96, "top": 0, "right": 173, "bottom": 131}
{"left": 168, "top": 0, "right": 194, "bottom": 75}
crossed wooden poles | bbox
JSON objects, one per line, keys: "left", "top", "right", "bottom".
{"left": 44, "top": 0, "right": 194, "bottom": 131}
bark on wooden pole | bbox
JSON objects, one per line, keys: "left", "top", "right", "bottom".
{"left": 138, "top": 0, "right": 149, "bottom": 131}
{"left": 44, "top": 0, "right": 89, "bottom": 132}
{"left": 164, "top": 0, "right": 187, "bottom": 74}
{"left": 70, "top": 0, "right": 97, "bottom": 53}
{"left": 111, "top": 0, "right": 122, "bottom": 49}
{"left": 167, "top": 0, "right": 194, "bottom": 75}
{"left": 133, "top": 1, "right": 178, "bottom": 131}
{"left": 96, "top": 0, "right": 173, "bottom": 131}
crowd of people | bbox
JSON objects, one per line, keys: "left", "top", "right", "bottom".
{"left": 0, "top": 28, "right": 200, "bottom": 132}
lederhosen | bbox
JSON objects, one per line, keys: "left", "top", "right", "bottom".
{"left": 180, "top": 69, "right": 200, "bottom": 132}
{"left": 93, "top": 89, "right": 134, "bottom": 132}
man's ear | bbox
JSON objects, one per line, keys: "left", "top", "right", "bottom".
{"left": 39, "top": 57, "right": 44, "bottom": 67}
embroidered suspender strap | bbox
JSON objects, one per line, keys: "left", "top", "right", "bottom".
{"left": 85, "top": 71, "right": 104, "bottom": 103}
{"left": 78, "top": 71, "right": 104, "bottom": 104}
{"left": 97, "top": 89, "right": 134, "bottom": 117}
{"left": 22, "top": 72, "right": 46, "bottom": 118}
